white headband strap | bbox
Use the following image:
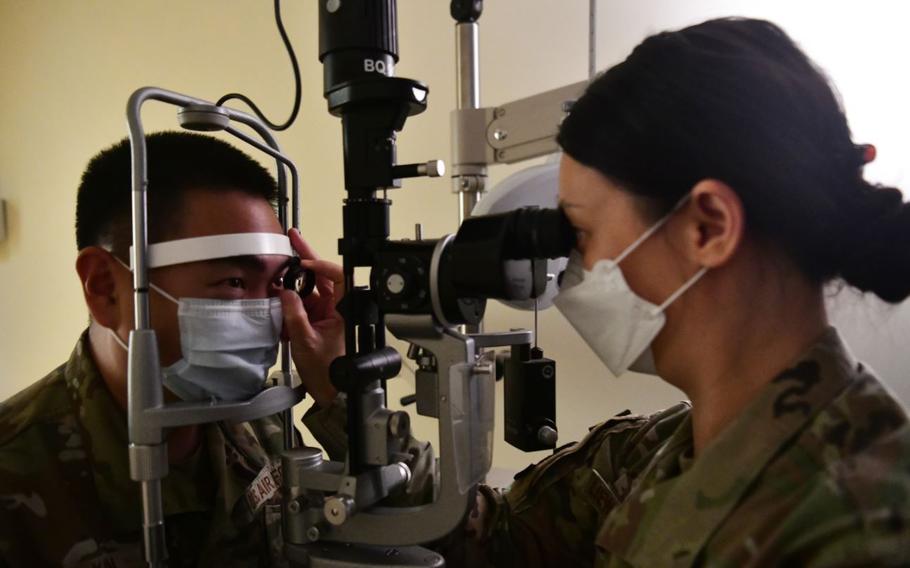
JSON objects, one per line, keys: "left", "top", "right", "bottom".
{"left": 130, "top": 232, "right": 293, "bottom": 269}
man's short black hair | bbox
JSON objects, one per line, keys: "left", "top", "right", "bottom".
{"left": 76, "top": 131, "right": 278, "bottom": 258}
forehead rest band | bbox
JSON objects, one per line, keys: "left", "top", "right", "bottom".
{"left": 130, "top": 232, "right": 293, "bottom": 268}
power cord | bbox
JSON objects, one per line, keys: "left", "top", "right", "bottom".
{"left": 216, "top": 0, "right": 301, "bottom": 131}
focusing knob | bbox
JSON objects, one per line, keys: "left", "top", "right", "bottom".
{"left": 385, "top": 272, "right": 407, "bottom": 295}
{"left": 371, "top": 254, "right": 428, "bottom": 312}
{"left": 537, "top": 425, "right": 558, "bottom": 447}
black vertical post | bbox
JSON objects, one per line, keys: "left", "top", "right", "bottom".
{"left": 319, "top": 0, "right": 427, "bottom": 475}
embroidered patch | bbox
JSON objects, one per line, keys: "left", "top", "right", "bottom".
{"left": 245, "top": 462, "right": 282, "bottom": 514}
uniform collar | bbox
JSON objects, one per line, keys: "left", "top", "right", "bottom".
{"left": 596, "top": 327, "right": 858, "bottom": 567}
{"left": 64, "top": 331, "right": 270, "bottom": 534}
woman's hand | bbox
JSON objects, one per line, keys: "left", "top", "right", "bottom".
{"left": 279, "top": 229, "right": 344, "bottom": 408}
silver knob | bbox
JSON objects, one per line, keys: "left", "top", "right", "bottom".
{"left": 324, "top": 496, "right": 355, "bottom": 527}
{"left": 417, "top": 160, "right": 446, "bottom": 178}
{"left": 537, "top": 425, "right": 558, "bottom": 447}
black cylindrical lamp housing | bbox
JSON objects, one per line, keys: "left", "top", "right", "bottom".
{"left": 319, "top": 0, "right": 399, "bottom": 94}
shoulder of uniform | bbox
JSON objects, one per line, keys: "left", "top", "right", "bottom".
{"left": 830, "top": 420, "right": 910, "bottom": 517}
{"left": 773, "top": 423, "right": 910, "bottom": 564}
{"left": 508, "top": 401, "right": 691, "bottom": 496}
{"left": 587, "top": 401, "right": 691, "bottom": 448}
{"left": 800, "top": 363, "right": 908, "bottom": 469}
{"left": 0, "top": 364, "right": 73, "bottom": 447}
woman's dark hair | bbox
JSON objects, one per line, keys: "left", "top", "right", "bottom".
{"left": 558, "top": 17, "right": 910, "bottom": 303}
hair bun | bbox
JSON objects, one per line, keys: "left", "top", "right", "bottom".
{"left": 839, "top": 183, "right": 910, "bottom": 303}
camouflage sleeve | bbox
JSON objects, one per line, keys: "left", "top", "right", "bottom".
{"left": 469, "top": 403, "right": 690, "bottom": 568}
{"left": 301, "top": 395, "right": 435, "bottom": 506}
{"left": 301, "top": 394, "right": 349, "bottom": 462}
{"left": 303, "top": 396, "right": 690, "bottom": 567}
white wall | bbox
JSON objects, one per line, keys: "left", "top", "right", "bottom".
{"left": 0, "top": 1, "right": 906, "bottom": 472}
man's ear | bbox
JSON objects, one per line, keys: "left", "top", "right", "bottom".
{"left": 75, "top": 247, "right": 128, "bottom": 329}
{"left": 683, "top": 179, "right": 745, "bottom": 268}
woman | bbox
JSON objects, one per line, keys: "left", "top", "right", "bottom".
{"left": 293, "top": 16, "right": 909, "bottom": 568}
{"left": 462, "top": 16, "right": 910, "bottom": 567}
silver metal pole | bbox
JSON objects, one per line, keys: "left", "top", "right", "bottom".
{"left": 126, "top": 87, "right": 304, "bottom": 565}
{"left": 589, "top": 0, "right": 597, "bottom": 79}
{"left": 140, "top": 480, "right": 166, "bottom": 567}
{"left": 454, "top": 21, "right": 484, "bottom": 334}
{"left": 456, "top": 22, "right": 480, "bottom": 110}
{"left": 222, "top": 124, "right": 299, "bottom": 451}
{"left": 127, "top": 92, "right": 151, "bottom": 330}
{"left": 458, "top": 191, "right": 480, "bottom": 225}
{"left": 454, "top": 21, "right": 483, "bottom": 226}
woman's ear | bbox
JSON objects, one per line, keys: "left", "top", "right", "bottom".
{"left": 683, "top": 179, "right": 745, "bottom": 268}
{"left": 75, "top": 247, "right": 128, "bottom": 329}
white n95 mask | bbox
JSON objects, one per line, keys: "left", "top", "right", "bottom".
{"left": 109, "top": 276, "right": 282, "bottom": 401}
{"left": 553, "top": 196, "right": 707, "bottom": 378}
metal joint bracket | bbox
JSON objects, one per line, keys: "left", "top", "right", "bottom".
{"left": 450, "top": 107, "right": 493, "bottom": 179}
{"left": 450, "top": 80, "right": 588, "bottom": 171}
{"left": 486, "top": 80, "right": 588, "bottom": 164}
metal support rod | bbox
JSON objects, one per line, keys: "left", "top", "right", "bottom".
{"left": 454, "top": 20, "right": 484, "bottom": 335}
{"left": 456, "top": 22, "right": 480, "bottom": 109}
{"left": 459, "top": 191, "right": 480, "bottom": 228}
{"left": 140, "top": 479, "right": 166, "bottom": 567}
{"left": 589, "top": 0, "right": 597, "bottom": 78}
{"left": 342, "top": 266, "right": 365, "bottom": 475}
{"left": 226, "top": 119, "right": 295, "bottom": 229}
{"left": 222, "top": 126, "right": 300, "bottom": 231}
{"left": 126, "top": 87, "right": 303, "bottom": 566}
{"left": 220, "top": 114, "right": 299, "bottom": 451}
{"left": 281, "top": 344, "right": 294, "bottom": 451}
{"left": 454, "top": 21, "right": 484, "bottom": 227}
{"left": 126, "top": 94, "right": 152, "bottom": 330}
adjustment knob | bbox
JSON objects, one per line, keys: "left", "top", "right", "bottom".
{"left": 324, "top": 496, "right": 355, "bottom": 527}
{"left": 537, "top": 425, "right": 558, "bottom": 447}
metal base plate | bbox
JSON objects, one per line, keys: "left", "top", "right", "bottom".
{"left": 286, "top": 543, "right": 444, "bottom": 568}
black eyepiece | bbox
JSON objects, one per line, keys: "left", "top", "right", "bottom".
{"left": 501, "top": 207, "right": 576, "bottom": 260}
{"left": 283, "top": 257, "right": 317, "bottom": 298}
{"left": 449, "top": 207, "right": 575, "bottom": 302}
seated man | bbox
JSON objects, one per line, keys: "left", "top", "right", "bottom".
{"left": 0, "top": 132, "right": 343, "bottom": 567}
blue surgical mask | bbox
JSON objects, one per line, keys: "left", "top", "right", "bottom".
{"left": 108, "top": 263, "right": 282, "bottom": 401}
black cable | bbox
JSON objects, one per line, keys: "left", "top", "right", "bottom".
{"left": 216, "top": 0, "right": 301, "bottom": 131}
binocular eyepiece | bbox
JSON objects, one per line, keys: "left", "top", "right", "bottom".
{"left": 372, "top": 207, "right": 575, "bottom": 326}
{"left": 456, "top": 206, "right": 576, "bottom": 262}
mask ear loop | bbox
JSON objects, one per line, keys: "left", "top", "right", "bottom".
{"left": 651, "top": 193, "right": 709, "bottom": 313}
{"left": 110, "top": 253, "right": 180, "bottom": 305}
{"left": 654, "top": 266, "right": 708, "bottom": 315}
{"left": 614, "top": 194, "right": 693, "bottom": 266}
{"left": 109, "top": 328, "right": 129, "bottom": 351}
{"left": 606, "top": 193, "right": 707, "bottom": 315}
{"left": 106, "top": 253, "right": 169, "bottom": 350}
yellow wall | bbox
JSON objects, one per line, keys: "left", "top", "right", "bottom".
{"left": 1, "top": 1, "right": 907, "bottom": 471}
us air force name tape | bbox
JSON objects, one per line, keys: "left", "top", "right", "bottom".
{"left": 130, "top": 232, "right": 294, "bottom": 268}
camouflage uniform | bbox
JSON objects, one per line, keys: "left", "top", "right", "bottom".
{"left": 304, "top": 327, "right": 910, "bottom": 567}
{"left": 474, "top": 328, "right": 910, "bottom": 567}
{"left": 0, "top": 331, "right": 293, "bottom": 567}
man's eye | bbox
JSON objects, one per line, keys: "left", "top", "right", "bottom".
{"left": 225, "top": 277, "right": 246, "bottom": 289}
